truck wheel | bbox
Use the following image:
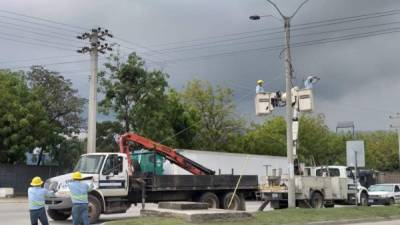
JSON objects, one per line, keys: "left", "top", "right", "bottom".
{"left": 310, "top": 192, "right": 324, "bottom": 208}
{"left": 47, "top": 209, "right": 71, "bottom": 221}
{"left": 221, "top": 192, "right": 245, "bottom": 210}
{"left": 324, "top": 203, "right": 335, "bottom": 208}
{"left": 358, "top": 192, "right": 369, "bottom": 207}
{"left": 88, "top": 195, "right": 101, "bottom": 224}
{"left": 198, "top": 192, "right": 220, "bottom": 209}
{"left": 387, "top": 198, "right": 395, "bottom": 206}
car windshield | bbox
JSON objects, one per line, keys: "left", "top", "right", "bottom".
{"left": 368, "top": 185, "right": 394, "bottom": 192}
{"left": 74, "top": 155, "right": 105, "bottom": 174}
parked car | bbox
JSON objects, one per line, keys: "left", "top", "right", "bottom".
{"left": 368, "top": 183, "right": 400, "bottom": 205}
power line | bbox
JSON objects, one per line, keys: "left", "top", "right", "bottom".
{"left": 0, "top": 36, "right": 73, "bottom": 51}
{"left": 144, "top": 20, "right": 400, "bottom": 56}
{"left": 0, "top": 54, "right": 79, "bottom": 64}
{"left": 0, "top": 22, "right": 80, "bottom": 43}
{"left": 0, "top": 9, "right": 86, "bottom": 31}
{"left": 0, "top": 14, "right": 79, "bottom": 34}
{"left": 0, "top": 31, "right": 80, "bottom": 48}
{"left": 146, "top": 8, "right": 400, "bottom": 49}
{"left": 156, "top": 26, "right": 400, "bottom": 64}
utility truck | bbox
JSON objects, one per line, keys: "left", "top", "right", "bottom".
{"left": 260, "top": 165, "right": 369, "bottom": 209}
{"left": 44, "top": 133, "right": 258, "bottom": 223}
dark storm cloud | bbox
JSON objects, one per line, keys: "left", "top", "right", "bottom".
{"left": 1, "top": 0, "right": 400, "bottom": 130}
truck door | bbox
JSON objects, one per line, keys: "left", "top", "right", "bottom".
{"left": 394, "top": 185, "right": 400, "bottom": 203}
{"left": 99, "top": 154, "right": 128, "bottom": 196}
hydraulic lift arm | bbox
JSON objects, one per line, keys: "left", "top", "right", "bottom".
{"left": 119, "top": 133, "right": 215, "bottom": 176}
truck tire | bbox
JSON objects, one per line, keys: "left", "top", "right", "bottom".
{"left": 387, "top": 198, "right": 395, "bottom": 206}
{"left": 88, "top": 195, "right": 102, "bottom": 224}
{"left": 270, "top": 200, "right": 287, "bottom": 209}
{"left": 310, "top": 192, "right": 324, "bottom": 208}
{"left": 324, "top": 203, "right": 335, "bottom": 208}
{"left": 221, "top": 192, "right": 245, "bottom": 210}
{"left": 198, "top": 192, "right": 220, "bottom": 209}
{"left": 47, "top": 209, "right": 71, "bottom": 221}
{"left": 358, "top": 192, "right": 369, "bottom": 207}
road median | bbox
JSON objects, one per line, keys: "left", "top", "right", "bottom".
{"left": 105, "top": 205, "right": 400, "bottom": 225}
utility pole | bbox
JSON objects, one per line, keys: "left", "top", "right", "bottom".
{"left": 390, "top": 113, "right": 400, "bottom": 168}
{"left": 77, "top": 28, "right": 113, "bottom": 153}
{"left": 265, "top": 0, "right": 310, "bottom": 208}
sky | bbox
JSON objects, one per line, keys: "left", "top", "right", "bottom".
{"left": 1, "top": 0, "right": 400, "bottom": 131}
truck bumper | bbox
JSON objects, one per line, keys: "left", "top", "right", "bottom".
{"left": 368, "top": 198, "right": 391, "bottom": 205}
{"left": 45, "top": 196, "right": 72, "bottom": 210}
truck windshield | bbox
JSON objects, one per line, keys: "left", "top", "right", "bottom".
{"left": 368, "top": 185, "right": 394, "bottom": 192}
{"left": 74, "top": 155, "right": 105, "bottom": 174}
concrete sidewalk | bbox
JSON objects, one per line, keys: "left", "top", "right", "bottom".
{"left": 0, "top": 197, "right": 28, "bottom": 203}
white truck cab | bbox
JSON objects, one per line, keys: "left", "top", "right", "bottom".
{"left": 45, "top": 153, "right": 130, "bottom": 223}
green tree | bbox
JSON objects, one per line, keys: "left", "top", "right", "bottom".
{"left": 51, "top": 137, "right": 85, "bottom": 172}
{"left": 0, "top": 70, "right": 53, "bottom": 163}
{"left": 96, "top": 121, "right": 124, "bottom": 152}
{"left": 27, "top": 66, "right": 86, "bottom": 133}
{"left": 99, "top": 52, "right": 173, "bottom": 142}
{"left": 356, "top": 131, "right": 398, "bottom": 171}
{"left": 237, "top": 116, "right": 286, "bottom": 155}
{"left": 180, "top": 79, "right": 244, "bottom": 151}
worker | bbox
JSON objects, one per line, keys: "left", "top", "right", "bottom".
{"left": 304, "top": 75, "right": 320, "bottom": 89}
{"left": 28, "top": 176, "right": 50, "bottom": 225}
{"left": 68, "top": 171, "right": 94, "bottom": 225}
{"left": 256, "top": 80, "right": 265, "bottom": 93}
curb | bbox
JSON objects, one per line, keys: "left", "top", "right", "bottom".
{"left": 305, "top": 216, "right": 400, "bottom": 225}
{"left": 0, "top": 197, "right": 28, "bottom": 204}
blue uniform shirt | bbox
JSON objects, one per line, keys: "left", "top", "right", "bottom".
{"left": 68, "top": 181, "right": 94, "bottom": 204}
{"left": 256, "top": 85, "right": 265, "bottom": 93}
{"left": 28, "top": 187, "right": 50, "bottom": 210}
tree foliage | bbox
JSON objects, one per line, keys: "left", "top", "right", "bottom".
{"left": 0, "top": 70, "right": 53, "bottom": 163}
{"left": 99, "top": 53, "right": 173, "bottom": 142}
{"left": 27, "top": 66, "right": 86, "bottom": 133}
{"left": 180, "top": 79, "right": 244, "bottom": 151}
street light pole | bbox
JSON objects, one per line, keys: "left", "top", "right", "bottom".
{"left": 250, "top": 0, "right": 310, "bottom": 208}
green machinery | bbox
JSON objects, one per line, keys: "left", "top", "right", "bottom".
{"left": 131, "top": 149, "right": 165, "bottom": 175}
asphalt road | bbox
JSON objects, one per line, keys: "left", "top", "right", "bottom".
{"left": 0, "top": 199, "right": 267, "bottom": 225}
{"left": 1, "top": 199, "right": 400, "bottom": 225}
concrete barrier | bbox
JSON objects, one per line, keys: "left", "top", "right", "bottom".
{"left": 0, "top": 188, "right": 14, "bottom": 198}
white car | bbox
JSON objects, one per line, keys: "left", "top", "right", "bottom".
{"left": 368, "top": 184, "right": 400, "bottom": 205}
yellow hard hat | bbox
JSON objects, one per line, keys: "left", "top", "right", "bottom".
{"left": 31, "top": 176, "right": 43, "bottom": 186}
{"left": 257, "top": 80, "right": 264, "bottom": 84}
{"left": 72, "top": 171, "right": 82, "bottom": 180}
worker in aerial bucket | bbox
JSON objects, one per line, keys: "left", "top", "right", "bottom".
{"left": 256, "top": 80, "right": 265, "bottom": 93}
{"left": 28, "top": 176, "right": 51, "bottom": 225}
{"left": 68, "top": 171, "right": 94, "bottom": 225}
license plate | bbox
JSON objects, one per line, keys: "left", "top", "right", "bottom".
{"left": 272, "top": 193, "right": 279, "bottom": 198}
{"left": 368, "top": 199, "right": 374, "bottom": 203}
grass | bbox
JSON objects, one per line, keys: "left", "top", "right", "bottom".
{"left": 106, "top": 206, "right": 400, "bottom": 225}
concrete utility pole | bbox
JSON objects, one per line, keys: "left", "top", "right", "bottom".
{"left": 77, "top": 28, "right": 113, "bottom": 153}
{"left": 266, "top": 0, "right": 310, "bottom": 208}
{"left": 390, "top": 113, "right": 400, "bottom": 168}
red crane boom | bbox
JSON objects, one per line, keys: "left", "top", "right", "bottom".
{"left": 119, "top": 133, "right": 215, "bottom": 176}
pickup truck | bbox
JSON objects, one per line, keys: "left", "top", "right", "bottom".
{"left": 260, "top": 165, "right": 369, "bottom": 208}
{"left": 44, "top": 133, "right": 259, "bottom": 223}
{"left": 368, "top": 183, "right": 400, "bottom": 205}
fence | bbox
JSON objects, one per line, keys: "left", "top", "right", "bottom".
{"left": 377, "top": 171, "right": 400, "bottom": 184}
{"left": 0, "top": 164, "right": 62, "bottom": 196}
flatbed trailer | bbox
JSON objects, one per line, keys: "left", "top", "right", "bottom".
{"left": 45, "top": 133, "right": 259, "bottom": 224}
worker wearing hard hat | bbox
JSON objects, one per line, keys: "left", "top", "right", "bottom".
{"left": 28, "top": 176, "right": 51, "bottom": 225}
{"left": 68, "top": 171, "right": 94, "bottom": 225}
{"left": 256, "top": 80, "right": 265, "bottom": 93}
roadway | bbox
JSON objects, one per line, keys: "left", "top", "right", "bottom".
{"left": 1, "top": 199, "right": 399, "bottom": 225}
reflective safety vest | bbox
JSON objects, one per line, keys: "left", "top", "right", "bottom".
{"left": 28, "top": 187, "right": 49, "bottom": 210}
{"left": 68, "top": 181, "right": 94, "bottom": 204}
